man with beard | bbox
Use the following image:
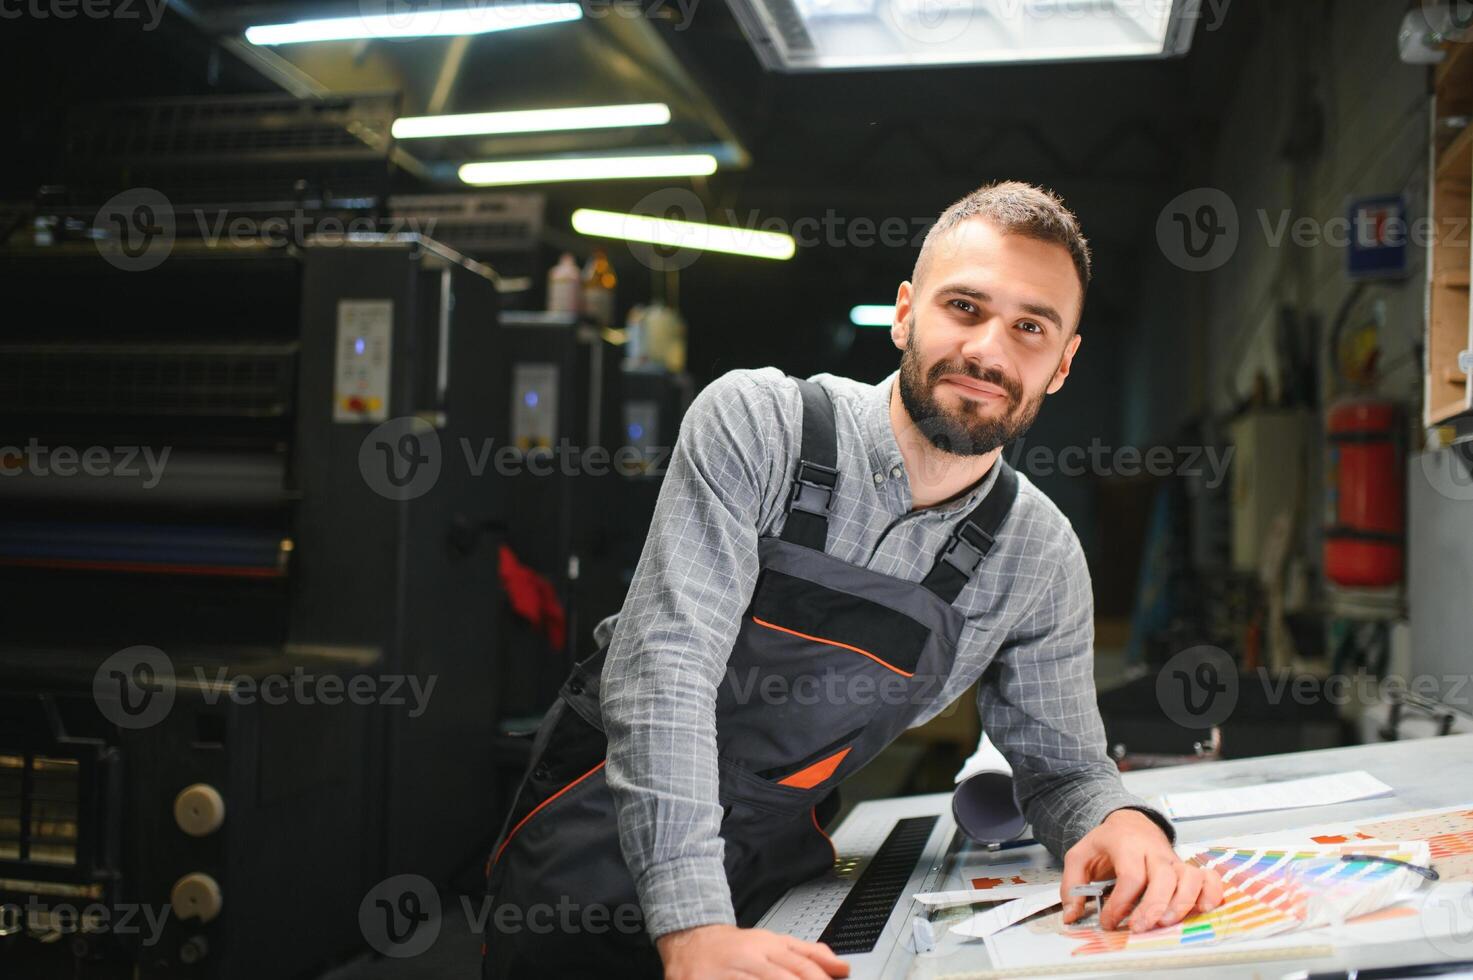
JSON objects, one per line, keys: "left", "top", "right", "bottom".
{"left": 482, "top": 181, "right": 1223, "bottom": 980}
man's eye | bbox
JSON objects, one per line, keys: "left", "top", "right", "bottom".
{"left": 1017, "top": 320, "right": 1043, "bottom": 334}
{"left": 950, "top": 299, "right": 976, "bottom": 315}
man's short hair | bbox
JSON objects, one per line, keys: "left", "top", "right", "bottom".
{"left": 913, "top": 180, "right": 1092, "bottom": 312}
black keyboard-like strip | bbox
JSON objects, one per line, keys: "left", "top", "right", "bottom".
{"left": 817, "top": 815, "right": 938, "bottom": 954}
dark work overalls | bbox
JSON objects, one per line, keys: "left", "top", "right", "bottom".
{"left": 482, "top": 379, "right": 1019, "bottom": 979}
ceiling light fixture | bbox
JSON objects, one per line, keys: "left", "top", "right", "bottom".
{"left": 245, "top": 4, "right": 582, "bottom": 45}
{"left": 849, "top": 305, "right": 896, "bottom": 326}
{"left": 459, "top": 153, "right": 717, "bottom": 186}
{"left": 394, "top": 103, "right": 671, "bottom": 140}
{"left": 571, "top": 208, "right": 796, "bottom": 261}
{"left": 725, "top": 0, "right": 1200, "bottom": 71}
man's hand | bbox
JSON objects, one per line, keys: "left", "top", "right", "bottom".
{"left": 1060, "top": 808, "right": 1224, "bottom": 932}
{"left": 656, "top": 924, "right": 850, "bottom": 980}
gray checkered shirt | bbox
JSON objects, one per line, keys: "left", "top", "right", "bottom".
{"left": 593, "top": 368, "right": 1168, "bottom": 940}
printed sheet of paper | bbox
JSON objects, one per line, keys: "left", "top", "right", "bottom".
{"left": 1304, "top": 804, "right": 1473, "bottom": 884}
{"left": 1151, "top": 770, "right": 1393, "bottom": 821}
{"left": 961, "top": 863, "right": 1063, "bottom": 892}
{"left": 914, "top": 883, "right": 1054, "bottom": 908}
{"left": 950, "top": 888, "right": 1061, "bottom": 939}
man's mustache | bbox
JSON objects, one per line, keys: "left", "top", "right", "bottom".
{"left": 926, "top": 361, "right": 1023, "bottom": 407}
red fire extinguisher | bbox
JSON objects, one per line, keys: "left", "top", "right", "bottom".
{"left": 1324, "top": 398, "right": 1404, "bottom": 587}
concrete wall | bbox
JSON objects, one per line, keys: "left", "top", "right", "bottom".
{"left": 1121, "top": 0, "right": 1434, "bottom": 578}
{"left": 1198, "top": 0, "right": 1428, "bottom": 416}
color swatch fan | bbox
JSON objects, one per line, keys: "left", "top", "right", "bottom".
{"left": 1066, "top": 841, "right": 1430, "bottom": 956}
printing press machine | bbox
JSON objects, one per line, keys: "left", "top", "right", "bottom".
{"left": 0, "top": 232, "right": 509, "bottom": 978}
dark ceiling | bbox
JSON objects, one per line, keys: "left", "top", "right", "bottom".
{"left": 2, "top": 0, "right": 1263, "bottom": 382}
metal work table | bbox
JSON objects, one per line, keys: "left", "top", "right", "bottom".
{"left": 757, "top": 734, "right": 1473, "bottom": 979}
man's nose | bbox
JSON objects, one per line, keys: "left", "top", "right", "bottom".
{"left": 957, "top": 316, "right": 1010, "bottom": 374}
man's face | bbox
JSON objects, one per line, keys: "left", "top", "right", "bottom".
{"left": 893, "top": 217, "right": 1083, "bottom": 457}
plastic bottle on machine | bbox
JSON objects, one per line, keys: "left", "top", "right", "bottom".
{"left": 546, "top": 252, "right": 581, "bottom": 315}
{"left": 582, "top": 249, "right": 617, "bottom": 327}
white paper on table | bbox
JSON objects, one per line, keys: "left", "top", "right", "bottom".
{"left": 949, "top": 888, "right": 1061, "bottom": 939}
{"left": 914, "top": 883, "right": 1056, "bottom": 908}
{"left": 1150, "top": 770, "right": 1393, "bottom": 821}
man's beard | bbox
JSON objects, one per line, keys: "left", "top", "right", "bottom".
{"left": 897, "top": 320, "right": 1047, "bottom": 457}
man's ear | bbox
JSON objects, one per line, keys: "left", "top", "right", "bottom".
{"left": 891, "top": 282, "right": 914, "bottom": 352}
{"left": 1046, "top": 332, "right": 1082, "bottom": 394}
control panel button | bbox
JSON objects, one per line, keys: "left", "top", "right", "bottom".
{"left": 172, "top": 873, "right": 224, "bottom": 923}
{"left": 174, "top": 784, "right": 226, "bottom": 837}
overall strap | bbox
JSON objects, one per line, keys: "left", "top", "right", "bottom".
{"left": 780, "top": 378, "right": 840, "bottom": 552}
{"left": 921, "top": 459, "right": 1019, "bottom": 604}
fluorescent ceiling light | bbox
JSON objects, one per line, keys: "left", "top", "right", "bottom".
{"left": 394, "top": 103, "right": 671, "bottom": 140}
{"left": 459, "top": 154, "right": 717, "bottom": 186}
{"left": 725, "top": 0, "right": 1199, "bottom": 71}
{"left": 245, "top": 4, "right": 582, "bottom": 45}
{"left": 850, "top": 304, "right": 895, "bottom": 326}
{"left": 571, "top": 208, "right": 796, "bottom": 261}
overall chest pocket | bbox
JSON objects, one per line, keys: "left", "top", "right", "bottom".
{"left": 747, "top": 568, "right": 932, "bottom": 676}
{"left": 716, "top": 568, "right": 942, "bottom": 778}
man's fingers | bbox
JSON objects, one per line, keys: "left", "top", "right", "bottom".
{"left": 768, "top": 948, "right": 831, "bottom": 980}
{"left": 1197, "top": 866, "right": 1225, "bottom": 912}
{"left": 1099, "top": 857, "right": 1146, "bottom": 931}
{"left": 1059, "top": 844, "right": 1093, "bottom": 925}
{"left": 747, "top": 959, "right": 805, "bottom": 980}
{"left": 1130, "top": 857, "right": 1181, "bottom": 933}
{"left": 786, "top": 938, "right": 849, "bottom": 977}
{"left": 755, "top": 967, "right": 795, "bottom": 980}
{"left": 1161, "top": 864, "right": 1205, "bottom": 926}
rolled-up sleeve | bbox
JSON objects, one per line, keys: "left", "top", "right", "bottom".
{"left": 977, "top": 527, "right": 1174, "bottom": 858}
{"left": 599, "top": 369, "right": 790, "bottom": 940}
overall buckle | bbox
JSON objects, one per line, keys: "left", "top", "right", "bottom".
{"left": 939, "top": 520, "right": 994, "bottom": 576}
{"left": 787, "top": 460, "right": 839, "bottom": 517}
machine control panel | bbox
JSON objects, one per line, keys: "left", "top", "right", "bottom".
{"left": 511, "top": 362, "right": 559, "bottom": 451}
{"left": 334, "top": 300, "right": 394, "bottom": 422}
